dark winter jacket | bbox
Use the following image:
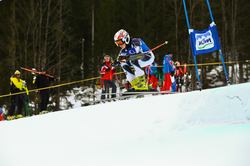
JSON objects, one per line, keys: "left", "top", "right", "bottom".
{"left": 35, "top": 74, "right": 54, "bottom": 89}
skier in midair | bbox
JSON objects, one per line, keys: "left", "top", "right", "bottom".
{"left": 113, "top": 29, "right": 155, "bottom": 91}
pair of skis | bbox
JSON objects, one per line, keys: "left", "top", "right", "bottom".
{"left": 83, "top": 90, "right": 175, "bottom": 105}
{"left": 21, "top": 67, "right": 54, "bottom": 78}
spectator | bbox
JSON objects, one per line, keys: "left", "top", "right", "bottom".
{"left": 7, "top": 70, "right": 29, "bottom": 120}
{"left": 174, "top": 61, "right": 185, "bottom": 92}
{"left": 99, "top": 55, "right": 117, "bottom": 103}
{"left": 0, "top": 108, "right": 4, "bottom": 121}
{"left": 35, "top": 68, "right": 58, "bottom": 114}
{"left": 153, "top": 66, "right": 164, "bottom": 89}
{"left": 145, "top": 62, "right": 158, "bottom": 90}
{"left": 171, "top": 60, "right": 177, "bottom": 92}
{"left": 161, "top": 51, "right": 175, "bottom": 92}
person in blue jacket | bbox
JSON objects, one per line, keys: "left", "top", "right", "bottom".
{"left": 113, "top": 29, "right": 155, "bottom": 91}
{"left": 161, "top": 51, "right": 175, "bottom": 92}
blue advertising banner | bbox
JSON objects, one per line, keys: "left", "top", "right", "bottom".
{"left": 189, "top": 23, "right": 221, "bottom": 56}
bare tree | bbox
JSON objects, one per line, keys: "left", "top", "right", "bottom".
{"left": 230, "top": 0, "right": 237, "bottom": 84}
{"left": 168, "top": 0, "right": 183, "bottom": 61}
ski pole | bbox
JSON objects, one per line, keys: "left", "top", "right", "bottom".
{"left": 144, "top": 41, "right": 169, "bottom": 54}
{"left": 53, "top": 68, "right": 56, "bottom": 83}
{"left": 146, "top": 66, "right": 150, "bottom": 86}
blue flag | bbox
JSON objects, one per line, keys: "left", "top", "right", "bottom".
{"left": 189, "top": 23, "right": 221, "bottom": 56}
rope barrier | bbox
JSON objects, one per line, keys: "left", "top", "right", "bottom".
{"left": 0, "top": 60, "right": 249, "bottom": 98}
{"left": 181, "top": 60, "right": 249, "bottom": 67}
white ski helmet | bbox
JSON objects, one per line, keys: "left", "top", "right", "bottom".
{"left": 114, "top": 29, "right": 130, "bottom": 47}
{"left": 14, "top": 70, "right": 20, "bottom": 75}
{"left": 175, "top": 61, "right": 180, "bottom": 67}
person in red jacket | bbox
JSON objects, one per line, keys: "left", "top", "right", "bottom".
{"left": 99, "top": 55, "right": 117, "bottom": 102}
{"left": 0, "top": 108, "right": 4, "bottom": 121}
{"left": 174, "top": 61, "right": 185, "bottom": 92}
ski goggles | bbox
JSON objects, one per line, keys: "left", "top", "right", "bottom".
{"left": 104, "top": 55, "right": 110, "bottom": 59}
{"left": 115, "top": 40, "right": 124, "bottom": 47}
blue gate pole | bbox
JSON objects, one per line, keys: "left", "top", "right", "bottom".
{"left": 183, "top": 0, "right": 202, "bottom": 91}
{"left": 193, "top": 56, "right": 202, "bottom": 90}
{"left": 219, "top": 50, "right": 230, "bottom": 85}
{"left": 206, "top": 0, "right": 230, "bottom": 85}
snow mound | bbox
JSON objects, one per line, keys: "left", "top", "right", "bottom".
{"left": 0, "top": 82, "right": 250, "bottom": 166}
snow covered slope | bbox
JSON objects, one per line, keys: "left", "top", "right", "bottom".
{"left": 0, "top": 83, "right": 250, "bottom": 166}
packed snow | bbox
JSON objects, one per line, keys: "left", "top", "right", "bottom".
{"left": 0, "top": 82, "right": 250, "bottom": 166}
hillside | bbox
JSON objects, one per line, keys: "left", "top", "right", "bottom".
{"left": 0, "top": 83, "right": 250, "bottom": 166}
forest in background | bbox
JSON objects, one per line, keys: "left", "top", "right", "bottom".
{"left": 0, "top": 0, "right": 249, "bottom": 113}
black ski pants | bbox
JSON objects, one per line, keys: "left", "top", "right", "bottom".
{"left": 39, "top": 89, "right": 50, "bottom": 112}
{"left": 101, "top": 79, "right": 116, "bottom": 99}
{"left": 9, "top": 94, "right": 24, "bottom": 116}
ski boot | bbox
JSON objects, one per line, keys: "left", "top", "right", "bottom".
{"left": 39, "top": 110, "right": 49, "bottom": 114}
{"left": 129, "top": 75, "right": 148, "bottom": 91}
{"left": 134, "top": 75, "right": 148, "bottom": 91}
{"left": 129, "top": 79, "right": 138, "bottom": 91}
{"left": 111, "top": 99, "right": 118, "bottom": 102}
{"left": 7, "top": 115, "right": 16, "bottom": 120}
{"left": 16, "top": 115, "right": 22, "bottom": 119}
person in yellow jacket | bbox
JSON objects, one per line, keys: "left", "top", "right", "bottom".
{"left": 7, "top": 70, "right": 29, "bottom": 120}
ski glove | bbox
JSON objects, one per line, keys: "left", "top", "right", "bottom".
{"left": 113, "top": 60, "right": 120, "bottom": 66}
{"left": 106, "top": 68, "right": 111, "bottom": 72}
{"left": 22, "top": 81, "right": 27, "bottom": 87}
{"left": 118, "top": 54, "right": 130, "bottom": 61}
{"left": 112, "top": 68, "right": 116, "bottom": 72}
{"left": 171, "top": 71, "right": 175, "bottom": 77}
